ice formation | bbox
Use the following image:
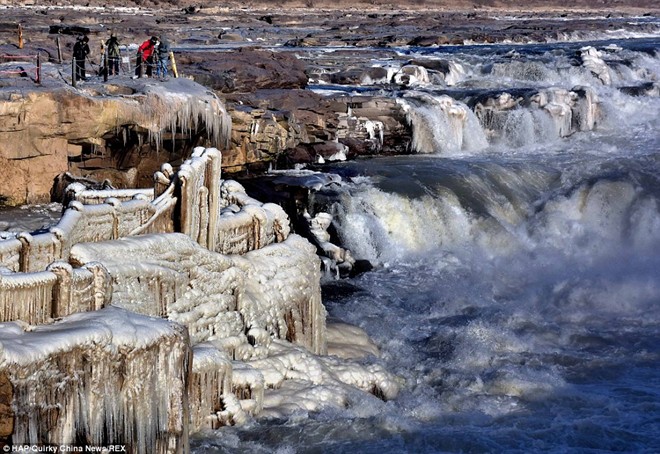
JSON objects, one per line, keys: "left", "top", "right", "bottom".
{"left": 399, "top": 93, "right": 487, "bottom": 154}
{"left": 395, "top": 79, "right": 601, "bottom": 154}
{"left": 0, "top": 147, "right": 398, "bottom": 450}
{"left": 388, "top": 61, "right": 465, "bottom": 88}
{"left": 0, "top": 307, "right": 191, "bottom": 451}
{"left": 68, "top": 232, "right": 326, "bottom": 353}
{"left": 393, "top": 64, "right": 431, "bottom": 87}
{"left": 251, "top": 338, "right": 399, "bottom": 419}
{"left": 336, "top": 111, "right": 384, "bottom": 154}
{"left": 442, "top": 61, "right": 467, "bottom": 86}
{"left": 579, "top": 46, "right": 612, "bottom": 85}
{"left": 137, "top": 80, "right": 232, "bottom": 152}
{"left": 473, "top": 86, "right": 600, "bottom": 145}
{"left": 305, "top": 211, "right": 356, "bottom": 278}
{"left": 359, "top": 66, "right": 394, "bottom": 85}
{"left": 530, "top": 88, "right": 577, "bottom": 138}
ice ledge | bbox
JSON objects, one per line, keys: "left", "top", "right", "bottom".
{"left": 0, "top": 307, "right": 191, "bottom": 451}
{"left": 0, "top": 146, "right": 398, "bottom": 449}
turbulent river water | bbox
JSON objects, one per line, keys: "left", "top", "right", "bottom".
{"left": 192, "top": 34, "right": 660, "bottom": 453}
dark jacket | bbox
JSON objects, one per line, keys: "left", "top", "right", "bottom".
{"left": 73, "top": 40, "right": 90, "bottom": 60}
{"left": 157, "top": 37, "right": 170, "bottom": 58}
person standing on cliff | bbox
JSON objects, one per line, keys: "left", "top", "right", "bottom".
{"left": 155, "top": 35, "right": 170, "bottom": 79}
{"left": 135, "top": 36, "right": 157, "bottom": 78}
{"left": 105, "top": 34, "right": 121, "bottom": 76}
{"left": 73, "top": 35, "right": 90, "bottom": 81}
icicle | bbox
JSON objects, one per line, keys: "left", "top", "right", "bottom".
{"left": 398, "top": 93, "right": 474, "bottom": 154}
{"left": 136, "top": 82, "right": 231, "bottom": 155}
{"left": 0, "top": 270, "right": 57, "bottom": 324}
{"left": 190, "top": 344, "right": 233, "bottom": 431}
{"left": 1, "top": 307, "right": 191, "bottom": 451}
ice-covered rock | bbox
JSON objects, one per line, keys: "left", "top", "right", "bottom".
{"left": 305, "top": 211, "right": 356, "bottom": 278}
{"left": 190, "top": 343, "right": 234, "bottom": 430}
{"left": 578, "top": 46, "right": 612, "bottom": 85}
{"left": 399, "top": 93, "right": 487, "bottom": 154}
{"left": 473, "top": 86, "right": 600, "bottom": 145}
{"left": 442, "top": 61, "right": 467, "bottom": 86}
{"left": 69, "top": 232, "right": 325, "bottom": 354}
{"left": 571, "top": 85, "right": 601, "bottom": 131}
{"left": 0, "top": 146, "right": 396, "bottom": 447}
{"left": 474, "top": 92, "right": 524, "bottom": 139}
{"left": 251, "top": 339, "right": 399, "bottom": 419}
{"left": 0, "top": 80, "right": 230, "bottom": 206}
{"left": 393, "top": 64, "right": 431, "bottom": 87}
{"left": 531, "top": 87, "right": 576, "bottom": 138}
{"left": 0, "top": 307, "right": 191, "bottom": 451}
{"left": 336, "top": 111, "right": 385, "bottom": 154}
{"left": 312, "top": 140, "right": 349, "bottom": 163}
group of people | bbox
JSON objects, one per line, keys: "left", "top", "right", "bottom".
{"left": 135, "top": 35, "right": 171, "bottom": 78}
{"left": 72, "top": 33, "right": 172, "bottom": 81}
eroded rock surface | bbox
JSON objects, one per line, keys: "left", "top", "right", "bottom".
{"left": 1, "top": 3, "right": 656, "bottom": 205}
{"left": 0, "top": 77, "right": 229, "bottom": 206}
{"left": 180, "top": 48, "right": 308, "bottom": 93}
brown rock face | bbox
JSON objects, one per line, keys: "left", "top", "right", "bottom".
{"left": 0, "top": 372, "right": 13, "bottom": 443}
{"left": 220, "top": 89, "right": 328, "bottom": 171}
{"left": 181, "top": 48, "right": 308, "bottom": 94}
{"left": 0, "top": 79, "right": 229, "bottom": 206}
{"left": 220, "top": 90, "right": 412, "bottom": 173}
{"left": 0, "top": 89, "right": 95, "bottom": 205}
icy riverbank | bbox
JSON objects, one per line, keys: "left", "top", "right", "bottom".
{"left": 0, "top": 147, "right": 398, "bottom": 451}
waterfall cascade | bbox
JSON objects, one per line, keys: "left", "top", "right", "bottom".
{"left": 398, "top": 93, "right": 489, "bottom": 154}
{"left": 279, "top": 33, "right": 660, "bottom": 454}
{"left": 199, "top": 22, "right": 660, "bottom": 454}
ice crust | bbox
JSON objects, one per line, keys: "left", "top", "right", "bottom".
{"left": 252, "top": 339, "right": 399, "bottom": 419}
{"left": 0, "top": 147, "right": 398, "bottom": 450}
{"left": 400, "top": 93, "right": 488, "bottom": 154}
{"left": 69, "top": 232, "right": 326, "bottom": 353}
{"left": 0, "top": 307, "right": 190, "bottom": 451}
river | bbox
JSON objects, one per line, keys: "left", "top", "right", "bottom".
{"left": 192, "top": 34, "right": 660, "bottom": 453}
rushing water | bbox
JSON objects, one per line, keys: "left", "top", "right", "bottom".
{"left": 199, "top": 35, "right": 660, "bottom": 453}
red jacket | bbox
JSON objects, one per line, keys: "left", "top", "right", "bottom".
{"left": 138, "top": 39, "right": 156, "bottom": 61}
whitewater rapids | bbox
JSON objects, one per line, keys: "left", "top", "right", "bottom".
{"left": 193, "top": 34, "right": 660, "bottom": 453}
